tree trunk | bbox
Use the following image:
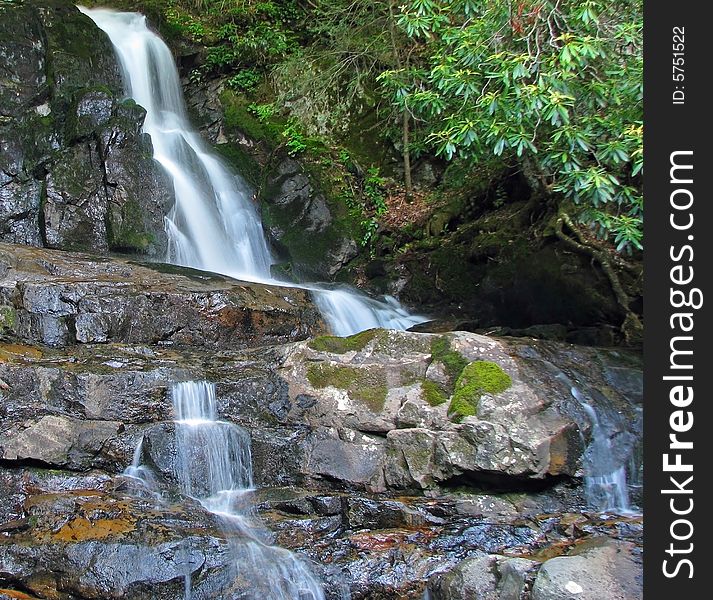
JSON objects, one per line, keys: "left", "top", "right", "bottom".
{"left": 403, "top": 110, "right": 413, "bottom": 197}
{"left": 388, "top": 0, "right": 413, "bottom": 196}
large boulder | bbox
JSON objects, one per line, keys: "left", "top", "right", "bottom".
{"left": 273, "top": 329, "right": 642, "bottom": 492}
{"left": 0, "top": 0, "right": 172, "bottom": 255}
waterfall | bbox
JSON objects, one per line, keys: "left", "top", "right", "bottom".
{"left": 128, "top": 381, "right": 326, "bottom": 599}
{"left": 568, "top": 385, "right": 636, "bottom": 515}
{"left": 79, "top": 7, "right": 426, "bottom": 336}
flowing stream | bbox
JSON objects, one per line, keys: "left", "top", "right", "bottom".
{"left": 79, "top": 6, "right": 425, "bottom": 336}
{"left": 126, "top": 381, "right": 326, "bottom": 599}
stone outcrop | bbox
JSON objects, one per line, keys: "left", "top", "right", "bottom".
{"left": 0, "top": 0, "right": 173, "bottom": 255}
{"left": 274, "top": 329, "right": 641, "bottom": 493}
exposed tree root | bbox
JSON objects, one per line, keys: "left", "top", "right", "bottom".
{"left": 553, "top": 211, "right": 643, "bottom": 344}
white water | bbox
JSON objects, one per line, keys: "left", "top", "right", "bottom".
{"left": 79, "top": 7, "right": 426, "bottom": 336}
{"left": 568, "top": 385, "right": 634, "bottom": 514}
{"left": 128, "top": 381, "right": 326, "bottom": 599}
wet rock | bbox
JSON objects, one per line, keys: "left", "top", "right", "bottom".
{"left": 0, "top": 243, "right": 325, "bottom": 349}
{"left": 44, "top": 97, "right": 172, "bottom": 255}
{"left": 427, "top": 553, "right": 538, "bottom": 600}
{"left": 304, "top": 427, "right": 387, "bottom": 491}
{"left": 346, "top": 497, "right": 439, "bottom": 530}
{"left": 276, "top": 330, "right": 638, "bottom": 491}
{"left": 0, "top": 414, "right": 122, "bottom": 469}
{"left": 0, "top": 483, "right": 238, "bottom": 600}
{"left": 531, "top": 537, "right": 642, "bottom": 600}
{"left": 0, "top": 0, "right": 172, "bottom": 255}
{"left": 427, "top": 553, "right": 500, "bottom": 599}
{"left": 262, "top": 158, "right": 358, "bottom": 278}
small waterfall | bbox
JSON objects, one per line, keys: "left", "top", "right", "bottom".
{"left": 311, "top": 287, "right": 425, "bottom": 336}
{"left": 172, "top": 381, "right": 253, "bottom": 513}
{"left": 123, "top": 438, "right": 163, "bottom": 501}
{"left": 569, "top": 386, "right": 635, "bottom": 514}
{"left": 79, "top": 7, "right": 427, "bottom": 336}
{"left": 127, "top": 381, "right": 326, "bottom": 599}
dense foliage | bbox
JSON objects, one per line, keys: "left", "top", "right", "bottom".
{"left": 387, "top": 0, "right": 643, "bottom": 252}
{"left": 113, "top": 0, "right": 642, "bottom": 253}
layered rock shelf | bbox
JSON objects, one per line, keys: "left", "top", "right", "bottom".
{"left": 0, "top": 243, "right": 325, "bottom": 348}
{"left": 0, "top": 260, "right": 643, "bottom": 597}
{"left": 0, "top": 2, "right": 643, "bottom": 598}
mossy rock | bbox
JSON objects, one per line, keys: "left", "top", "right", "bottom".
{"left": 214, "top": 142, "right": 262, "bottom": 188}
{"left": 107, "top": 197, "right": 156, "bottom": 252}
{"left": 420, "top": 379, "right": 447, "bottom": 407}
{"left": 448, "top": 360, "right": 512, "bottom": 422}
{"left": 219, "top": 89, "right": 282, "bottom": 149}
{"left": 306, "top": 362, "right": 388, "bottom": 412}
{"left": 0, "top": 305, "right": 17, "bottom": 332}
{"left": 308, "top": 329, "right": 379, "bottom": 354}
{"left": 430, "top": 336, "right": 469, "bottom": 382}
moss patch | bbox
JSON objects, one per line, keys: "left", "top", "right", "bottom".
{"left": 214, "top": 142, "right": 262, "bottom": 188}
{"left": 219, "top": 90, "right": 281, "bottom": 148}
{"left": 308, "top": 329, "right": 379, "bottom": 354}
{"left": 108, "top": 197, "right": 155, "bottom": 253}
{"left": 306, "top": 362, "right": 388, "bottom": 412}
{"left": 448, "top": 360, "right": 512, "bottom": 422}
{"left": 0, "top": 305, "right": 16, "bottom": 331}
{"left": 430, "top": 336, "right": 469, "bottom": 381}
{"left": 420, "top": 379, "right": 447, "bottom": 407}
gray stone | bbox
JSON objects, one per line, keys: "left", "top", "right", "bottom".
{"left": 1, "top": 243, "right": 326, "bottom": 349}
{"left": 427, "top": 553, "right": 500, "bottom": 599}
{"left": 0, "top": 1, "right": 172, "bottom": 255}
{"left": 0, "top": 415, "right": 122, "bottom": 469}
{"left": 305, "top": 427, "right": 386, "bottom": 491}
{"left": 532, "top": 538, "right": 643, "bottom": 600}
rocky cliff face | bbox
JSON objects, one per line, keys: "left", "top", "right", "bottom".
{"left": 0, "top": 243, "right": 326, "bottom": 348}
{"left": 0, "top": 0, "right": 173, "bottom": 256}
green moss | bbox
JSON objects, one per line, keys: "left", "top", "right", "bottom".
{"left": 306, "top": 363, "right": 357, "bottom": 388}
{"left": 420, "top": 379, "right": 447, "bottom": 406}
{"left": 448, "top": 360, "right": 512, "bottom": 422}
{"left": 214, "top": 142, "right": 262, "bottom": 188}
{"left": 308, "top": 329, "right": 379, "bottom": 354}
{"left": 0, "top": 305, "right": 16, "bottom": 331}
{"left": 448, "top": 394, "right": 478, "bottom": 423}
{"left": 306, "top": 362, "right": 388, "bottom": 412}
{"left": 219, "top": 90, "right": 282, "bottom": 148}
{"left": 460, "top": 361, "right": 512, "bottom": 394}
{"left": 430, "top": 336, "right": 469, "bottom": 381}
{"left": 108, "top": 198, "right": 154, "bottom": 253}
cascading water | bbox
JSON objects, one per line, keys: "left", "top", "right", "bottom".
{"left": 79, "top": 6, "right": 426, "bottom": 336}
{"left": 127, "top": 381, "right": 326, "bottom": 599}
{"left": 569, "top": 384, "right": 636, "bottom": 515}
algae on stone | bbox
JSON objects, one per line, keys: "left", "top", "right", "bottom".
{"left": 430, "top": 336, "right": 469, "bottom": 382}
{"left": 420, "top": 379, "right": 447, "bottom": 407}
